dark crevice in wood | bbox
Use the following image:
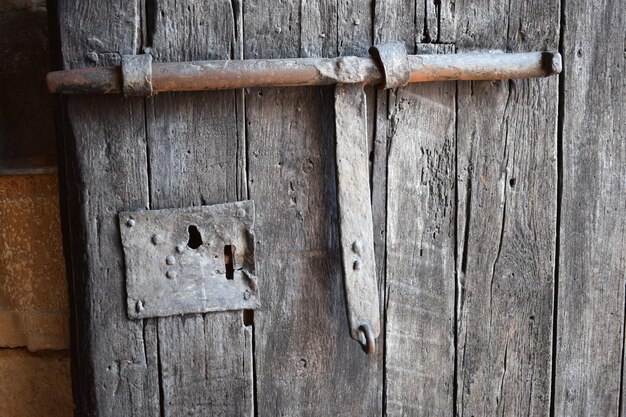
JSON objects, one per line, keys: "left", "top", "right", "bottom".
{"left": 250, "top": 311, "right": 259, "bottom": 417}
{"left": 460, "top": 176, "right": 472, "bottom": 275}
{"left": 156, "top": 321, "right": 166, "bottom": 417}
{"left": 497, "top": 340, "right": 510, "bottom": 414}
{"left": 422, "top": 0, "right": 431, "bottom": 44}
{"left": 549, "top": 0, "right": 565, "bottom": 414}
{"left": 617, "top": 286, "right": 626, "bottom": 417}
{"left": 143, "top": 0, "right": 156, "bottom": 51}
{"left": 144, "top": 99, "right": 154, "bottom": 208}
{"left": 453, "top": 78, "right": 459, "bottom": 417}
{"left": 230, "top": 0, "right": 237, "bottom": 61}
{"left": 376, "top": 88, "right": 389, "bottom": 417}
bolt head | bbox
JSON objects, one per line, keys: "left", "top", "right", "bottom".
{"left": 126, "top": 218, "right": 135, "bottom": 227}
{"left": 135, "top": 300, "right": 144, "bottom": 313}
{"left": 86, "top": 51, "right": 99, "bottom": 63}
{"left": 351, "top": 240, "right": 363, "bottom": 255}
{"left": 353, "top": 260, "right": 362, "bottom": 271}
{"left": 152, "top": 234, "right": 165, "bottom": 245}
{"left": 166, "top": 269, "right": 177, "bottom": 279}
{"left": 176, "top": 244, "right": 185, "bottom": 253}
{"left": 236, "top": 208, "right": 246, "bottom": 218}
{"left": 243, "top": 290, "right": 251, "bottom": 300}
{"left": 165, "top": 255, "right": 176, "bottom": 265}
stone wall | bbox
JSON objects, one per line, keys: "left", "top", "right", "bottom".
{"left": 0, "top": 1, "right": 73, "bottom": 416}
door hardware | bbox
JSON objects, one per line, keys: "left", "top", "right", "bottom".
{"left": 119, "top": 201, "right": 258, "bottom": 319}
{"left": 50, "top": 43, "right": 561, "bottom": 354}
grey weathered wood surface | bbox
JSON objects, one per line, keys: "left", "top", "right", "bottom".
{"left": 54, "top": 0, "right": 624, "bottom": 416}
{"left": 455, "top": 1, "right": 559, "bottom": 415}
{"left": 553, "top": 0, "right": 626, "bottom": 415}
{"left": 385, "top": 41, "right": 456, "bottom": 416}
{"left": 244, "top": 1, "right": 382, "bottom": 415}
{"left": 57, "top": 1, "right": 160, "bottom": 416}
{"left": 146, "top": 1, "right": 253, "bottom": 415}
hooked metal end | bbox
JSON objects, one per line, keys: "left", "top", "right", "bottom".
{"left": 357, "top": 323, "right": 376, "bottom": 355}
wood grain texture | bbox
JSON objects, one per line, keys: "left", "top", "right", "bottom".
{"left": 146, "top": 0, "right": 253, "bottom": 415}
{"left": 64, "top": 95, "right": 160, "bottom": 417}
{"left": 57, "top": 1, "right": 160, "bottom": 415}
{"left": 384, "top": 43, "right": 456, "bottom": 416}
{"left": 244, "top": 0, "right": 381, "bottom": 415}
{"left": 554, "top": 0, "right": 626, "bottom": 415}
{"left": 455, "top": 1, "right": 559, "bottom": 416}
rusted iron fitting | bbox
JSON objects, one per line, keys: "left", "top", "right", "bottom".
{"left": 369, "top": 42, "right": 410, "bottom": 89}
{"left": 47, "top": 46, "right": 562, "bottom": 95}
{"left": 121, "top": 54, "right": 153, "bottom": 96}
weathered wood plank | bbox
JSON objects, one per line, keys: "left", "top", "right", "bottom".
{"left": 146, "top": 1, "right": 253, "bottom": 415}
{"left": 554, "top": 0, "right": 626, "bottom": 415}
{"left": 455, "top": 1, "right": 559, "bottom": 415}
{"left": 244, "top": 0, "right": 381, "bottom": 415}
{"left": 425, "top": 0, "right": 456, "bottom": 44}
{"left": 374, "top": 0, "right": 416, "bottom": 51}
{"left": 57, "top": 1, "right": 161, "bottom": 415}
{"left": 384, "top": 43, "right": 456, "bottom": 416}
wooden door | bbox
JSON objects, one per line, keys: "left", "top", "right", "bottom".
{"left": 51, "top": 0, "right": 625, "bottom": 416}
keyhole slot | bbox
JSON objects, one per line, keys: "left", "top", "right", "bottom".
{"left": 187, "top": 225, "right": 203, "bottom": 249}
{"left": 224, "top": 245, "right": 235, "bottom": 280}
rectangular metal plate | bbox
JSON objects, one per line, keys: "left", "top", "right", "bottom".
{"left": 119, "top": 200, "right": 258, "bottom": 319}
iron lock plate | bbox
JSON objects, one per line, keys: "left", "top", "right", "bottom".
{"left": 119, "top": 200, "right": 258, "bottom": 319}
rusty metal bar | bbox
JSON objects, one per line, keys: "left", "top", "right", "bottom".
{"left": 47, "top": 51, "right": 561, "bottom": 95}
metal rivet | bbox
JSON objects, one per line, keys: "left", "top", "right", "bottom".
{"left": 165, "top": 255, "right": 176, "bottom": 266}
{"left": 176, "top": 244, "right": 185, "bottom": 253}
{"left": 353, "top": 260, "right": 362, "bottom": 271}
{"left": 351, "top": 240, "right": 362, "bottom": 255}
{"left": 152, "top": 234, "right": 164, "bottom": 245}
{"left": 302, "top": 158, "right": 314, "bottom": 173}
{"left": 236, "top": 208, "right": 246, "bottom": 218}
{"left": 126, "top": 218, "right": 135, "bottom": 227}
{"left": 243, "top": 290, "right": 251, "bottom": 300}
{"left": 86, "top": 51, "right": 99, "bottom": 63}
{"left": 135, "top": 300, "right": 144, "bottom": 313}
{"left": 166, "top": 270, "right": 177, "bottom": 279}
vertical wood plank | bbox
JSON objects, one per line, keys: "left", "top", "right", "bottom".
{"left": 374, "top": 5, "right": 450, "bottom": 415}
{"left": 384, "top": 42, "right": 457, "bottom": 416}
{"left": 57, "top": 2, "right": 160, "bottom": 415}
{"left": 146, "top": 1, "right": 253, "bottom": 416}
{"left": 425, "top": 0, "right": 456, "bottom": 43}
{"left": 454, "top": 1, "right": 559, "bottom": 415}
{"left": 554, "top": 0, "right": 626, "bottom": 415}
{"left": 244, "top": 0, "right": 381, "bottom": 415}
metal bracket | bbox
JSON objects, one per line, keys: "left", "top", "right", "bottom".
{"left": 121, "top": 54, "right": 153, "bottom": 96}
{"left": 335, "top": 83, "right": 380, "bottom": 354}
{"left": 119, "top": 200, "right": 258, "bottom": 319}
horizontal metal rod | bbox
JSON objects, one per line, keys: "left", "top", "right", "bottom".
{"left": 47, "top": 51, "right": 561, "bottom": 95}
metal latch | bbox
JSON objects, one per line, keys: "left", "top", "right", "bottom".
{"left": 49, "top": 43, "right": 561, "bottom": 354}
{"left": 334, "top": 43, "right": 414, "bottom": 354}
{"left": 119, "top": 200, "right": 258, "bottom": 319}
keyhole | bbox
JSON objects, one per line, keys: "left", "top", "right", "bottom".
{"left": 187, "top": 225, "right": 203, "bottom": 249}
{"left": 224, "top": 245, "right": 235, "bottom": 280}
